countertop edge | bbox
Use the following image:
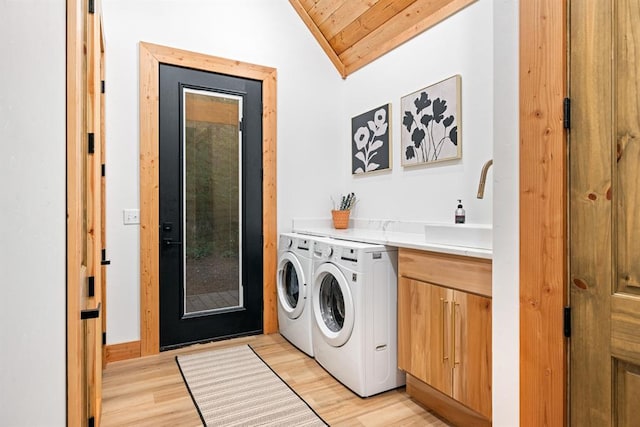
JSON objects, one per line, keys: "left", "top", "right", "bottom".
{"left": 292, "top": 226, "right": 493, "bottom": 260}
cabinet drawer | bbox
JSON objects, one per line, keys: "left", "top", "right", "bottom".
{"left": 398, "top": 248, "right": 492, "bottom": 297}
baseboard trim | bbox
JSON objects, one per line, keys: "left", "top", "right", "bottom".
{"left": 105, "top": 340, "right": 141, "bottom": 364}
{"left": 405, "top": 374, "right": 491, "bottom": 427}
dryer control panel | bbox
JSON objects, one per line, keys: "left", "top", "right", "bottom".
{"left": 297, "top": 238, "right": 310, "bottom": 251}
{"left": 314, "top": 241, "right": 360, "bottom": 264}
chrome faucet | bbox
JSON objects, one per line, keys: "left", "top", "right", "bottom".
{"left": 477, "top": 159, "right": 493, "bottom": 199}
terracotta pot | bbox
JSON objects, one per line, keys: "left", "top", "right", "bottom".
{"left": 331, "top": 209, "right": 350, "bottom": 229}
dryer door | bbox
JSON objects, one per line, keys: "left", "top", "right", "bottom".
{"left": 277, "top": 252, "right": 307, "bottom": 319}
{"left": 312, "top": 263, "right": 355, "bottom": 347}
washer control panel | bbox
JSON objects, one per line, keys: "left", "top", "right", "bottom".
{"left": 314, "top": 241, "right": 360, "bottom": 264}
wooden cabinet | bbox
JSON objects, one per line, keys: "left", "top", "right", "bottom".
{"left": 451, "top": 289, "right": 492, "bottom": 418}
{"left": 398, "top": 248, "right": 492, "bottom": 426}
{"left": 399, "top": 278, "right": 453, "bottom": 395}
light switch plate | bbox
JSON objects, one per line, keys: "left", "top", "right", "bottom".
{"left": 123, "top": 209, "right": 140, "bottom": 225}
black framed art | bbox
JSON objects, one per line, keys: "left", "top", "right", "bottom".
{"left": 351, "top": 103, "right": 391, "bottom": 174}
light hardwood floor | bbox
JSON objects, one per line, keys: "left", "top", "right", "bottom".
{"left": 102, "top": 333, "right": 451, "bottom": 426}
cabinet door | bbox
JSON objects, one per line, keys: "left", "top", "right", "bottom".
{"left": 398, "top": 277, "right": 452, "bottom": 396}
{"left": 452, "top": 291, "right": 492, "bottom": 419}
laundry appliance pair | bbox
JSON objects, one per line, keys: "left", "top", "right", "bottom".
{"left": 276, "top": 232, "right": 405, "bottom": 397}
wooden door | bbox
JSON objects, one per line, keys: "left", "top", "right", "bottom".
{"left": 100, "top": 24, "right": 108, "bottom": 370}
{"left": 452, "top": 290, "right": 492, "bottom": 420}
{"left": 398, "top": 278, "right": 452, "bottom": 395}
{"left": 67, "top": 0, "right": 104, "bottom": 424}
{"left": 570, "top": 0, "right": 640, "bottom": 424}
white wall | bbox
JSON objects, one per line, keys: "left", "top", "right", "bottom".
{"left": 103, "top": 2, "right": 520, "bottom": 423}
{"left": 102, "top": 0, "right": 344, "bottom": 343}
{"left": 341, "top": 1, "right": 493, "bottom": 224}
{"left": 492, "top": 1, "right": 519, "bottom": 425}
{"left": 342, "top": 4, "right": 520, "bottom": 424}
{"left": 0, "top": 0, "right": 67, "bottom": 425}
{"left": 0, "top": 0, "right": 516, "bottom": 424}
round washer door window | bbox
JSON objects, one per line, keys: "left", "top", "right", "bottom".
{"left": 312, "top": 262, "right": 354, "bottom": 347}
{"left": 277, "top": 252, "right": 307, "bottom": 319}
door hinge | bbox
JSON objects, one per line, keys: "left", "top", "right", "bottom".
{"left": 88, "top": 416, "right": 95, "bottom": 427}
{"left": 88, "top": 276, "right": 95, "bottom": 297}
{"left": 102, "top": 332, "right": 106, "bottom": 346}
{"left": 88, "top": 0, "right": 95, "bottom": 14}
{"left": 80, "top": 302, "right": 101, "bottom": 320}
{"left": 563, "top": 98, "right": 571, "bottom": 129}
{"left": 101, "top": 248, "right": 111, "bottom": 265}
{"left": 239, "top": 119, "right": 244, "bottom": 132}
{"left": 101, "top": 80, "right": 105, "bottom": 94}
{"left": 101, "top": 163, "right": 106, "bottom": 177}
{"left": 563, "top": 306, "right": 571, "bottom": 338}
{"left": 88, "top": 133, "right": 95, "bottom": 154}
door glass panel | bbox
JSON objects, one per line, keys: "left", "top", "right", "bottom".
{"left": 282, "top": 261, "right": 299, "bottom": 309}
{"left": 319, "top": 274, "right": 345, "bottom": 332}
{"left": 183, "top": 88, "right": 242, "bottom": 315}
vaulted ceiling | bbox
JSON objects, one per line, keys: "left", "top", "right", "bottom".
{"left": 289, "top": 0, "right": 477, "bottom": 78}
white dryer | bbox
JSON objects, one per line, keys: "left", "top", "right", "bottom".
{"left": 311, "top": 239, "right": 405, "bottom": 397}
{"left": 277, "top": 232, "right": 316, "bottom": 356}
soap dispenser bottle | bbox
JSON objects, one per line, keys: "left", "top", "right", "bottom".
{"left": 455, "top": 199, "right": 466, "bottom": 224}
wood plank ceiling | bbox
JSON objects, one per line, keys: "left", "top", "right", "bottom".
{"left": 289, "top": 0, "right": 477, "bottom": 78}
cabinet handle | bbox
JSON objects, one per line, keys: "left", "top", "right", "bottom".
{"left": 441, "top": 298, "right": 449, "bottom": 362}
{"left": 452, "top": 302, "right": 461, "bottom": 366}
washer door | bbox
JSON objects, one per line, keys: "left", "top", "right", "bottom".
{"left": 312, "top": 263, "right": 354, "bottom": 347}
{"left": 277, "top": 252, "right": 307, "bottom": 319}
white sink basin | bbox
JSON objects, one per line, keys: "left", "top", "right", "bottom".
{"left": 424, "top": 223, "right": 492, "bottom": 250}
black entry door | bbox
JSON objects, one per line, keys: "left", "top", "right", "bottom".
{"left": 159, "top": 63, "right": 263, "bottom": 350}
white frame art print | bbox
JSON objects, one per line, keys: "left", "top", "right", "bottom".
{"left": 400, "top": 75, "right": 461, "bottom": 166}
{"left": 351, "top": 103, "right": 391, "bottom": 174}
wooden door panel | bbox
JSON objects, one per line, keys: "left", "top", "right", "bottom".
{"left": 398, "top": 277, "right": 452, "bottom": 395}
{"left": 611, "top": 295, "right": 640, "bottom": 367}
{"left": 615, "top": 0, "right": 640, "bottom": 296}
{"left": 615, "top": 361, "right": 640, "bottom": 426}
{"left": 453, "top": 291, "right": 492, "bottom": 419}
{"left": 569, "top": 0, "right": 613, "bottom": 424}
{"left": 86, "top": 4, "right": 103, "bottom": 424}
{"left": 570, "top": 0, "right": 640, "bottom": 424}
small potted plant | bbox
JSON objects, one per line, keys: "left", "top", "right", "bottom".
{"left": 331, "top": 193, "right": 356, "bottom": 229}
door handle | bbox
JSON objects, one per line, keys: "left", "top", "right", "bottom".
{"left": 162, "top": 238, "right": 182, "bottom": 247}
{"left": 441, "top": 298, "right": 449, "bottom": 362}
{"left": 452, "top": 302, "right": 461, "bottom": 366}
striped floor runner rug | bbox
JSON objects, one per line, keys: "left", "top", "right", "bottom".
{"left": 176, "top": 345, "right": 327, "bottom": 426}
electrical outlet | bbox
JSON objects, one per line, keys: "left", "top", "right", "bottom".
{"left": 123, "top": 209, "right": 140, "bottom": 225}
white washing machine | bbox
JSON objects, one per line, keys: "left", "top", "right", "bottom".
{"left": 311, "top": 239, "right": 405, "bottom": 397}
{"left": 277, "top": 232, "right": 317, "bottom": 356}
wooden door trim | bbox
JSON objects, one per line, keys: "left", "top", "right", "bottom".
{"left": 519, "top": 0, "right": 567, "bottom": 425}
{"left": 66, "top": 0, "right": 84, "bottom": 423}
{"left": 139, "top": 42, "right": 277, "bottom": 356}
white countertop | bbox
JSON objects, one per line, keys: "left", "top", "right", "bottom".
{"left": 292, "top": 218, "right": 493, "bottom": 260}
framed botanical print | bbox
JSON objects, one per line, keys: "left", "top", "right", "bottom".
{"left": 401, "top": 75, "right": 461, "bottom": 166}
{"left": 351, "top": 103, "right": 391, "bottom": 174}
